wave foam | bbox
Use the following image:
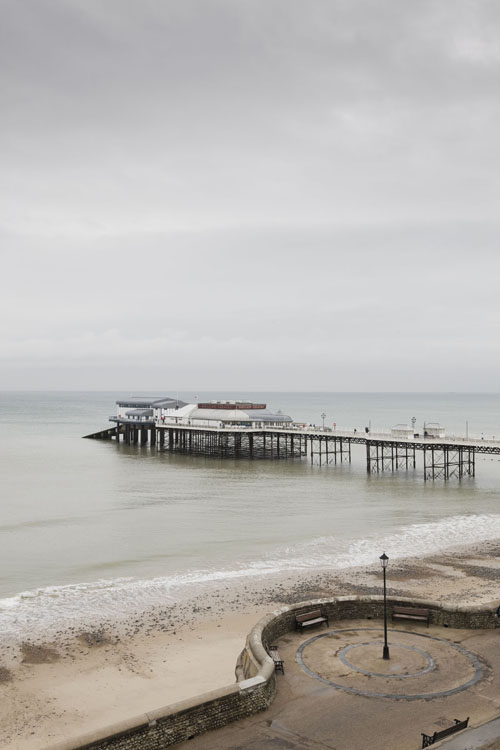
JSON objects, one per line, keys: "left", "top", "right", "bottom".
{"left": 2, "top": 513, "right": 500, "bottom": 643}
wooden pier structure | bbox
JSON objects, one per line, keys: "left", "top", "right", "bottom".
{"left": 83, "top": 422, "right": 500, "bottom": 481}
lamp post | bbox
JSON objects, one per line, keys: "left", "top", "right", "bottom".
{"left": 321, "top": 412, "right": 326, "bottom": 430}
{"left": 380, "top": 552, "right": 390, "bottom": 660}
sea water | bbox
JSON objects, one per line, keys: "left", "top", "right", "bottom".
{"left": 2, "top": 391, "right": 500, "bottom": 641}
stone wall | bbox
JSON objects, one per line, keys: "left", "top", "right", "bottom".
{"left": 49, "top": 677, "right": 275, "bottom": 750}
{"left": 254, "top": 596, "right": 496, "bottom": 662}
{"left": 47, "top": 596, "right": 496, "bottom": 750}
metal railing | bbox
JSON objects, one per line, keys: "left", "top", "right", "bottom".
{"left": 150, "top": 419, "right": 500, "bottom": 445}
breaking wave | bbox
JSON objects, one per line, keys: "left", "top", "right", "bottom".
{"left": 2, "top": 513, "right": 500, "bottom": 644}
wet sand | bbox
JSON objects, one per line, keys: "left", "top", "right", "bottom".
{"left": 3, "top": 539, "right": 500, "bottom": 750}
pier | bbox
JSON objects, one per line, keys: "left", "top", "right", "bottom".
{"left": 84, "top": 421, "right": 500, "bottom": 481}
{"left": 81, "top": 396, "right": 500, "bottom": 481}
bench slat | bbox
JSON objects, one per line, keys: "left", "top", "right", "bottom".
{"left": 296, "top": 610, "right": 323, "bottom": 622}
{"left": 393, "top": 606, "right": 430, "bottom": 625}
{"left": 393, "top": 614, "right": 427, "bottom": 620}
{"left": 295, "top": 609, "right": 329, "bottom": 631}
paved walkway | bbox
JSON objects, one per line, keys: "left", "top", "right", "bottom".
{"left": 173, "top": 620, "right": 500, "bottom": 750}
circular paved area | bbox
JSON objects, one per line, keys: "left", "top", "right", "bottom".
{"left": 296, "top": 628, "right": 483, "bottom": 700}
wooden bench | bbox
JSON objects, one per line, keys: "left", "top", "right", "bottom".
{"left": 392, "top": 606, "right": 430, "bottom": 626}
{"left": 268, "top": 645, "right": 284, "bottom": 674}
{"left": 295, "top": 608, "right": 329, "bottom": 631}
{"left": 421, "top": 717, "right": 469, "bottom": 747}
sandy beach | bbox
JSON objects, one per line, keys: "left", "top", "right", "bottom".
{"left": 3, "top": 539, "right": 500, "bottom": 750}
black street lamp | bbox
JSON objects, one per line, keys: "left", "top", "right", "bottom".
{"left": 380, "top": 552, "right": 390, "bottom": 660}
{"left": 321, "top": 412, "right": 326, "bottom": 429}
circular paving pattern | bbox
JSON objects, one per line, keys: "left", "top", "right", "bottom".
{"left": 296, "top": 628, "right": 483, "bottom": 700}
{"left": 339, "top": 641, "right": 435, "bottom": 678}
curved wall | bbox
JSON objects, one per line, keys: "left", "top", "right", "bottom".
{"left": 252, "top": 595, "right": 496, "bottom": 667}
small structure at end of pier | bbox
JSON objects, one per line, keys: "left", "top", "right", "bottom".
{"left": 424, "top": 423, "right": 445, "bottom": 438}
{"left": 391, "top": 424, "right": 415, "bottom": 439}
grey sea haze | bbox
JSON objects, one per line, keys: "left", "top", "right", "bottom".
{"left": 2, "top": 391, "right": 500, "bottom": 643}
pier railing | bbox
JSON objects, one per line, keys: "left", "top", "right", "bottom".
{"left": 154, "top": 420, "right": 500, "bottom": 445}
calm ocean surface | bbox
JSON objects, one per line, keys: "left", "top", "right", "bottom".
{"left": 2, "top": 391, "right": 500, "bottom": 642}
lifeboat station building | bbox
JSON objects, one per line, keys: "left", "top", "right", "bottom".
{"left": 113, "top": 396, "right": 188, "bottom": 426}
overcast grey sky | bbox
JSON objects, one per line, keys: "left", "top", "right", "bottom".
{"left": 1, "top": 0, "right": 500, "bottom": 391}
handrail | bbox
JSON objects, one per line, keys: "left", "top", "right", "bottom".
{"left": 150, "top": 421, "right": 500, "bottom": 446}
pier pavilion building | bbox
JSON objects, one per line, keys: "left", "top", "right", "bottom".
{"left": 155, "top": 400, "right": 293, "bottom": 429}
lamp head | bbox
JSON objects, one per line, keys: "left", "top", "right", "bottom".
{"left": 380, "top": 552, "right": 389, "bottom": 569}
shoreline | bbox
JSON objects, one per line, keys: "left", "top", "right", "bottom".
{"left": 3, "top": 537, "right": 500, "bottom": 749}
{"left": 4, "top": 512, "right": 500, "bottom": 647}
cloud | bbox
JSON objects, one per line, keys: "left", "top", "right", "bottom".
{"left": 1, "top": 1, "right": 499, "bottom": 389}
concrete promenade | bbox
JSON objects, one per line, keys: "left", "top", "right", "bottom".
{"left": 173, "top": 619, "right": 500, "bottom": 750}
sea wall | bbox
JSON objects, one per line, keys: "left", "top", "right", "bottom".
{"left": 257, "top": 595, "right": 497, "bottom": 650}
{"left": 47, "top": 596, "right": 496, "bottom": 750}
{"left": 48, "top": 678, "right": 275, "bottom": 750}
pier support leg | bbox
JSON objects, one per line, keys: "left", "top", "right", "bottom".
{"left": 423, "top": 445, "right": 463, "bottom": 480}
